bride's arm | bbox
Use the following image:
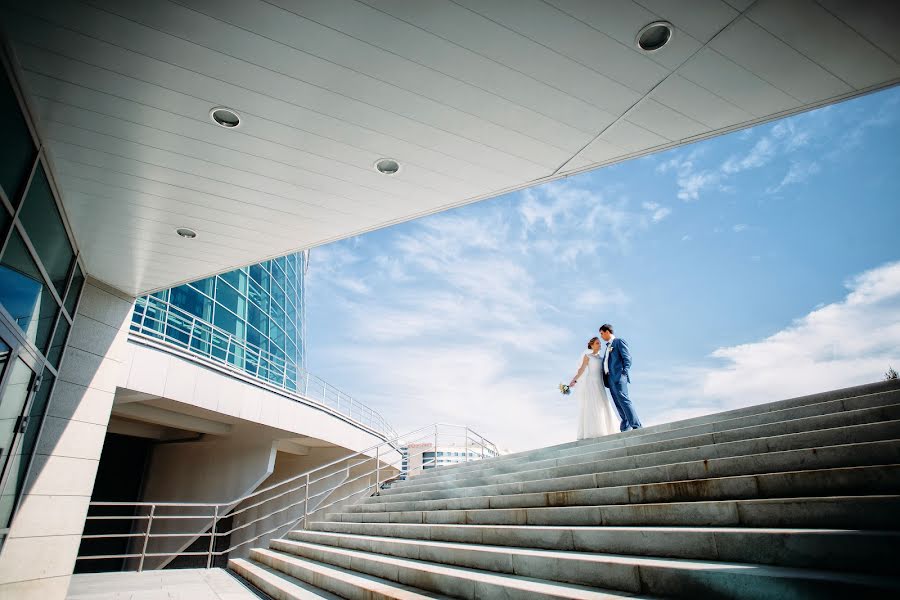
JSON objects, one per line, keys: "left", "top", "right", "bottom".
{"left": 570, "top": 356, "right": 589, "bottom": 387}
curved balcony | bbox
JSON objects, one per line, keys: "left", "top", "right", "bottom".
{"left": 130, "top": 296, "right": 396, "bottom": 438}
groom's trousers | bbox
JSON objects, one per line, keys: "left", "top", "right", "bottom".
{"left": 609, "top": 375, "right": 642, "bottom": 431}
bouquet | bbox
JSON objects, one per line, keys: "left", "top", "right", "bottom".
{"left": 558, "top": 383, "right": 571, "bottom": 395}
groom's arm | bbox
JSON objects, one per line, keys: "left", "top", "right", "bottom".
{"left": 619, "top": 339, "right": 632, "bottom": 376}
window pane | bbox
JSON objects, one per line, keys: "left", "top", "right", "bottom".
{"left": 215, "top": 280, "right": 245, "bottom": 319}
{"left": 219, "top": 269, "right": 246, "bottom": 294}
{"left": 247, "top": 302, "right": 267, "bottom": 336}
{"left": 0, "top": 70, "right": 35, "bottom": 207}
{"left": 170, "top": 285, "right": 212, "bottom": 321}
{"left": 247, "top": 278, "right": 268, "bottom": 312}
{"left": 64, "top": 263, "right": 84, "bottom": 317}
{"left": 189, "top": 277, "right": 215, "bottom": 296}
{"left": 0, "top": 358, "right": 35, "bottom": 530}
{"left": 213, "top": 304, "right": 243, "bottom": 338}
{"left": 1, "top": 369, "right": 54, "bottom": 531}
{"left": 0, "top": 228, "right": 58, "bottom": 350}
{"left": 248, "top": 264, "right": 268, "bottom": 289}
{"left": 47, "top": 314, "right": 70, "bottom": 368}
{"left": 18, "top": 164, "right": 75, "bottom": 297}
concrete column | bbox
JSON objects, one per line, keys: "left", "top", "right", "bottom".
{"left": 0, "top": 280, "right": 134, "bottom": 599}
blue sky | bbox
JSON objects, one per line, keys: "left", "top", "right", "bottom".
{"left": 306, "top": 86, "right": 900, "bottom": 452}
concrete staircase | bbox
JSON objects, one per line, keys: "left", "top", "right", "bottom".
{"left": 230, "top": 380, "right": 900, "bottom": 599}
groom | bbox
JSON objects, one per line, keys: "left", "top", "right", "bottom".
{"left": 599, "top": 324, "right": 642, "bottom": 432}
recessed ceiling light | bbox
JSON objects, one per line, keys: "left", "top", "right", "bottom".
{"left": 176, "top": 227, "right": 197, "bottom": 239}
{"left": 374, "top": 158, "right": 401, "bottom": 175}
{"left": 210, "top": 107, "right": 241, "bottom": 128}
{"left": 636, "top": 21, "right": 674, "bottom": 53}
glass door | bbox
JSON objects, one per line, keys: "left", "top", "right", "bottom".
{"left": 0, "top": 335, "right": 38, "bottom": 540}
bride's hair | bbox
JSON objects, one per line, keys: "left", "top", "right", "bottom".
{"left": 587, "top": 336, "right": 600, "bottom": 349}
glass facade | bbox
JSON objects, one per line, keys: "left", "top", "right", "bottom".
{"left": 132, "top": 252, "right": 307, "bottom": 392}
{"left": 0, "top": 60, "right": 84, "bottom": 546}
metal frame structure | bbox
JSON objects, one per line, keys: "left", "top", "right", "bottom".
{"left": 76, "top": 424, "right": 497, "bottom": 570}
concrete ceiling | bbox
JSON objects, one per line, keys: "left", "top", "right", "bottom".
{"left": 2, "top": 0, "right": 898, "bottom": 296}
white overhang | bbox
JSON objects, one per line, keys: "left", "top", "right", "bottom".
{"left": 2, "top": 0, "right": 898, "bottom": 295}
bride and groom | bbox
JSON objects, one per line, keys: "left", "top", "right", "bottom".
{"left": 569, "top": 324, "right": 642, "bottom": 439}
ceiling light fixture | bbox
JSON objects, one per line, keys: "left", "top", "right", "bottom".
{"left": 374, "top": 158, "right": 401, "bottom": 175}
{"left": 636, "top": 21, "right": 674, "bottom": 53}
{"left": 176, "top": 227, "right": 198, "bottom": 239}
{"left": 210, "top": 107, "right": 241, "bottom": 128}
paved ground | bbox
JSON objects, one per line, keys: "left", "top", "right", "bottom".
{"left": 66, "top": 568, "right": 263, "bottom": 600}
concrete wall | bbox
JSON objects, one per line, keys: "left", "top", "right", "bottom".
{"left": 135, "top": 432, "right": 278, "bottom": 570}
{"left": 120, "top": 340, "right": 389, "bottom": 454}
{"left": 0, "top": 280, "right": 134, "bottom": 599}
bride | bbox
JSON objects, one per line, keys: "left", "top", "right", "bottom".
{"left": 569, "top": 337, "right": 619, "bottom": 439}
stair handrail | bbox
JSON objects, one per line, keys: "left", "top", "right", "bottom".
{"left": 78, "top": 423, "right": 499, "bottom": 570}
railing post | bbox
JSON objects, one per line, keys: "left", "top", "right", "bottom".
{"left": 465, "top": 428, "right": 469, "bottom": 463}
{"left": 139, "top": 504, "right": 155, "bottom": 573}
{"left": 433, "top": 425, "right": 438, "bottom": 468}
{"left": 374, "top": 446, "right": 381, "bottom": 495}
{"left": 206, "top": 505, "right": 218, "bottom": 569}
{"left": 187, "top": 318, "right": 196, "bottom": 350}
{"left": 302, "top": 473, "right": 311, "bottom": 530}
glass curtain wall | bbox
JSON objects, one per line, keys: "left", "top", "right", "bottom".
{"left": 0, "top": 55, "right": 85, "bottom": 548}
{"left": 132, "top": 252, "right": 307, "bottom": 393}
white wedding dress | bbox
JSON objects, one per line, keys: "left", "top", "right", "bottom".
{"left": 576, "top": 350, "right": 619, "bottom": 440}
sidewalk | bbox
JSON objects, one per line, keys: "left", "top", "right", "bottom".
{"left": 67, "top": 568, "right": 262, "bottom": 600}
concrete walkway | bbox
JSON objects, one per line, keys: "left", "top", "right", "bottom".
{"left": 66, "top": 569, "right": 262, "bottom": 600}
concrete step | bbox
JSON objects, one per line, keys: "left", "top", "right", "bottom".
{"left": 305, "top": 522, "right": 900, "bottom": 576}
{"left": 256, "top": 544, "right": 647, "bottom": 600}
{"left": 410, "top": 387, "right": 900, "bottom": 483}
{"left": 271, "top": 536, "right": 900, "bottom": 599}
{"left": 351, "top": 464, "right": 900, "bottom": 514}
{"left": 389, "top": 403, "right": 900, "bottom": 493}
{"left": 382, "top": 420, "right": 900, "bottom": 498}
{"left": 229, "top": 558, "right": 344, "bottom": 599}
{"left": 330, "top": 495, "right": 900, "bottom": 529}
{"left": 373, "top": 439, "right": 900, "bottom": 506}
{"left": 242, "top": 548, "right": 447, "bottom": 599}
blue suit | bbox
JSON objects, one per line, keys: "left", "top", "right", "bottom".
{"left": 601, "top": 337, "right": 642, "bottom": 431}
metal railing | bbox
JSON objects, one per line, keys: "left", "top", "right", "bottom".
{"left": 76, "top": 424, "right": 498, "bottom": 571}
{"left": 130, "top": 296, "right": 396, "bottom": 438}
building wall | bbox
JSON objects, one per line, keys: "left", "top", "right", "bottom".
{"left": 0, "top": 280, "right": 134, "bottom": 599}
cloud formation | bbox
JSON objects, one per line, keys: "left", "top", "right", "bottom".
{"left": 648, "top": 261, "right": 900, "bottom": 425}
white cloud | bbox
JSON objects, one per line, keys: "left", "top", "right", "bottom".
{"left": 768, "top": 161, "right": 821, "bottom": 193}
{"left": 732, "top": 224, "right": 749, "bottom": 233}
{"left": 721, "top": 137, "right": 777, "bottom": 174}
{"left": 645, "top": 261, "right": 900, "bottom": 425}
{"left": 681, "top": 235, "right": 692, "bottom": 242}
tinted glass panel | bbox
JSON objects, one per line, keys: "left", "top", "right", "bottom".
{"left": 219, "top": 269, "right": 246, "bottom": 293}
{"left": 64, "top": 263, "right": 84, "bottom": 317}
{"left": 0, "top": 358, "right": 34, "bottom": 529}
{"left": 213, "top": 305, "right": 243, "bottom": 338}
{"left": 46, "top": 314, "right": 70, "bottom": 368}
{"left": 189, "top": 277, "right": 215, "bottom": 296}
{"left": 215, "top": 280, "right": 245, "bottom": 318}
{"left": 0, "top": 70, "right": 35, "bottom": 207}
{"left": 0, "top": 228, "right": 58, "bottom": 349}
{"left": 18, "top": 165, "right": 74, "bottom": 297}
{"left": 1, "top": 370, "right": 53, "bottom": 531}
{"left": 169, "top": 285, "right": 212, "bottom": 321}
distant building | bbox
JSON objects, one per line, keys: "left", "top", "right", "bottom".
{"left": 399, "top": 442, "right": 501, "bottom": 480}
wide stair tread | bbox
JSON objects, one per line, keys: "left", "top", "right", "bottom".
{"left": 305, "top": 522, "right": 900, "bottom": 575}
{"left": 408, "top": 385, "right": 900, "bottom": 482}
{"left": 276, "top": 532, "right": 900, "bottom": 597}
{"left": 257, "top": 544, "right": 647, "bottom": 599}
{"left": 354, "top": 464, "right": 900, "bottom": 513}
{"left": 236, "top": 550, "right": 447, "bottom": 599}
{"left": 230, "top": 558, "right": 345, "bottom": 599}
